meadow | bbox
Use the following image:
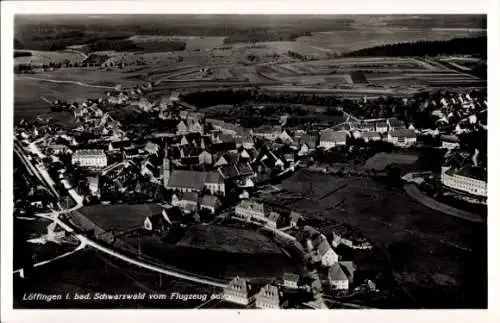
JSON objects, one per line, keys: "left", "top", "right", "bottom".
{"left": 272, "top": 170, "right": 486, "bottom": 308}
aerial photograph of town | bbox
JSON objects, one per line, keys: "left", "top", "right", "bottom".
{"left": 11, "top": 14, "right": 487, "bottom": 310}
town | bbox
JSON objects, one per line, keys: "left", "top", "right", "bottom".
{"left": 11, "top": 14, "right": 487, "bottom": 310}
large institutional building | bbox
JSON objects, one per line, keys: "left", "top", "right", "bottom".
{"left": 441, "top": 165, "right": 487, "bottom": 198}
{"left": 71, "top": 149, "right": 107, "bottom": 168}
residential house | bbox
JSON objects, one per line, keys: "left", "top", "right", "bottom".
{"left": 179, "top": 191, "right": 199, "bottom": 213}
{"left": 200, "top": 195, "right": 221, "bottom": 213}
{"left": 290, "top": 212, "right": 303, "bottom": 227}
{"left": 87, "top": 176, "right": 100, "bottom": 197}
{"left": 171, "top": 193, "right": 181, "bottom": 207}
{"left": 441, "top": 135, "right": 460, "bottom": 150}
{"left": 214, "top": 152, "right": 239, "bottom": 167}
{"left": 328, "top": 262, "right": 350, "bottom": 291}
{"left": 387, "top": 129, "right": 417, "bottom": 147}
{"left": 282, "top": 273, "right": 300, "bottom": 289}
{"left": 223, "top": 277, "right": 253, "bottom": 305}
{"left": 144, "top": 213, "right": 169, "bottom": 232}
{"left": 177, "top": 121, "right": 189, "bottom": 135}
{"left": 319, "top": 131, "right": 347, "bottom": 150}
{"left": 255, "top": 284, "right": 281, "bottom": 309}
{"left": 388, "top": 119, "right": 406, "bottom": 131}
{"left": 375, "top": 121, "right": 388, "bottom": 133}
{"left": 339, "top": 261, "right": 356, "bottom": 285}
{"left": 267, "top": 211, "right": 281, "bottom": 228}
{"left": 317, "top": 239, "right": 338, "bottom": 267}
{"left": 253, "top": 125, "right": 281, "bottom": 141}
{"left": 204, "top": 171, "right": 226, "bottom": 196}
{"left": 187, "top": 119, "right": 204, "bottom": 134}
{"left": 359, "top": 131, "right": 381, "bottom": 142}
{"left": 279, "top": 130, "right": 294, "bottom": 144}
{"left": 236, "top": 134, "right": 255, "bottom": 149}
{"left": 144, "top": 141, "right": 160, "bottom": 155}
{"left": 198, "top": 150, "right": 213, "bottom": 165}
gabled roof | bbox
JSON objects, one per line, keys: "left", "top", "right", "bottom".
{"left": 181, "top": 191, "right": 199, "bottom": 203}
{"left": 317, "top": 239, "right": 333, "bottom": 257}
{"left": 167, "top": 171, "right": 206, "bottom": 190}
{"left": 389, "top": 129, "right": 417, "bottom": 138}
{"left": 201, "top": 195, "right": 220, "bottom": 208}
{"left": 268, "top": 211, "right": 281, "bottom": 223}
{"left": 283, "top": 273, "right": 300, "bottom": 282}
{"left": 339, "top": 261, "right": 355, "bottom": 281}
{"left": 329, "top": 263, "right": 348, "bottom": 281}
{"left": 320, "top": 131, "right": 347, "bottom": 143}
{"left": 205, "top": 171, "right": 224, "bottom": 184}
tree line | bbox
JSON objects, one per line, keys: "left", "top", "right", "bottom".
{"left": 342, "top": 36, "right": 487, "bottom": 59}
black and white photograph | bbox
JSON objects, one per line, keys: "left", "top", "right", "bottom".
{"left": 1, "top": 1, "right": 497, "bottom": 319}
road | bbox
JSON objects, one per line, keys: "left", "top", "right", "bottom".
{"left": 15, "top": 75, "right": 115, "bottom": 89}
{"left": 403, "top": 183, "right": 485, "bottom": 223}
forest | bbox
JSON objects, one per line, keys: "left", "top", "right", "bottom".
{"left": 343, "top": 36, "right": 487, "bottom": 59}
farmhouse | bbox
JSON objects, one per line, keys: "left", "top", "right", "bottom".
{"left": 223, "top": 277, "right": 253, "bottom": 305}
{"left": 179, "top": 192, "right": 199, "bottom": 213}
{"left": 255, "top": 284, "right": 281, "bottom": 309}
{"left": 386, "top": 129, "right": 417, "bottom": 147}
{"left": 319, "top": 131, "right": 347, "bottom": 150}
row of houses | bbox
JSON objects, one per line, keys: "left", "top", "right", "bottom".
{"left": 234, "top": 199, "right": 303, "bottom": 229}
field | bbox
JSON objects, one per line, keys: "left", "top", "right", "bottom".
{"left": 128, "top": 35, "right": 227, "bottom": 50}
{"left": 14, "top": 50, "right": 85, "bottom": 66}
{"left": 123, "top": 229, "right": 300, "bottom": 281}
{"left": 14, "top": 249, "right": 218, "bottom": 309}
{"left": 14, "top": 76, "right": 111, "bottom": 120}
{"left": 78, "top": 204, "right": 163, "bottom": 232}
{"left": 177, "top": 224, "right": 281, "bottom": 254}
{"left": 364, "top": 152, "right": 419, "bottom": 171}
{"left": 270, "top": 170, "right": 486, "bottom": 308}
{"left": 295, "top": 28, "right": 486, "bottom": 54}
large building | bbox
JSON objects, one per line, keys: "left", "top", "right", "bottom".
{"left": 223, "top": 277, "right": 253, "bottom": 305}
{"left": 235, "top": 199, "right": 266, "bottom": 221}
{"left": 163, "top": 159, "right": 225, "bottom": 196}
{"left": 255, "top": 284, "right": 281, "bottom": 309}
{"left": 386, "top": 129, "right": 417, "bottom": 147}
{"left": 319, "top": 131, "right": 347, "bottom": 150}
{"left": 71, "top": 149, "right": 107, "bottom": 168}
{"left": 441, "top": 165, "right": 487, "bottom": 198}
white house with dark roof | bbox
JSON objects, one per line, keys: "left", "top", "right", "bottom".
{"left": 255, "top": 284, "right": 281, "bottom": 309}
{"left": 177, "top": 121, "right": 189, "bottom": 135}
{"left": 319, "top": 131, "right": 347, "bottom": 150}
{"left": 359, "top": 131, "right": 381, "bottom": 142}
{"left": 223, "top": 277, "right": 253, "bottom": 305}
{"left": 441, "top": 134, "right": 460, "bottom": 150}
{"left": 375, "top": 121, "right": 388, "bottom": 133}
{"left": 282, "top": 273, "right": 300, "bottom": 289}
{"left": 386, "top": 129, "right": 417, "bottom": 147}
{"left": 179, "top": 191, "right": 199, "bottom": 212}
{"left": 200, "top": 195, "right": 221, "bottom": 213}
{"left": 328, "top": 262, "right": 349, "bottom": 291}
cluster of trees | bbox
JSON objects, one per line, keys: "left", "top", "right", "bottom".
{"left": 14, "top": 50, "right": 32, "bottom": 58}
{"left": 343, "top": 36, "right": 487, "bottom": 59}
{"left": 223, "top": 29, "right": 312, "bottom": 44}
